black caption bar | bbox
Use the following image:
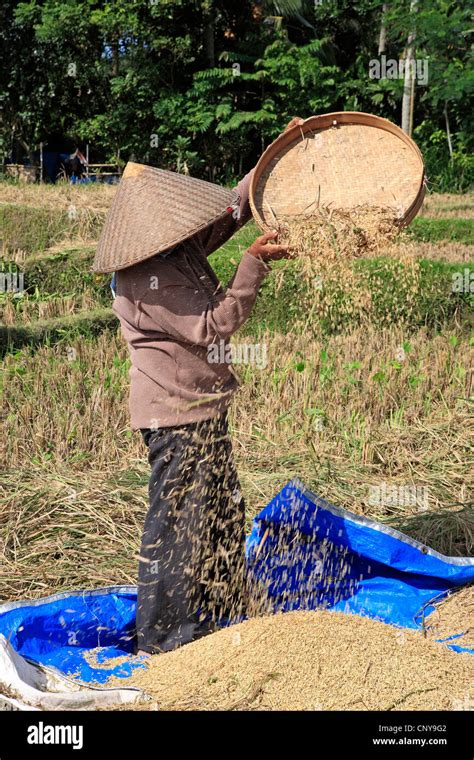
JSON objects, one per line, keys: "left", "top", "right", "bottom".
{"left": 0, "top": 710, "right": 471, "bottom": 758}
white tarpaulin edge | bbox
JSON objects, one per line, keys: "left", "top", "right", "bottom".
{"left": 0, "top": 635, "right": 149, "bottom": 711}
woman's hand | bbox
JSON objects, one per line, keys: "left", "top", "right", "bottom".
{"left": 246, "top": 118, "right": 303, "bottom": 263}
{"left": 284, "top": 116, "right": 305, "bottom": 132}
{"left": 248, "top": 231, "right": 289, "bottom": 262}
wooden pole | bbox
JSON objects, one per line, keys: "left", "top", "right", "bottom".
{"left": 378, "top": 3, "right": 388, "bottom": 55}
{"left": 39, "top": 142, "right": 43, "bottom": 183}
{"left": 444, "top": 101, "right": 454, "bottom": 161}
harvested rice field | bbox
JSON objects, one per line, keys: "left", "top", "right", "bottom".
{"left": 0, "top": 184, "right": 472, "bottom": 716}
{"left": 0, "top": 181, "right": 115, "bottom": 212}
{"left": 104, "top": 610, "right": 474, "bottom": 711}
{"left": 0, "top": 188, "right": 473, "bottom": 607}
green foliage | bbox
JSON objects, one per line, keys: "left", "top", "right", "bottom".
{"left": 414, "top": 123, "right": 474, "bottom": 193}
{"left": 410, "top": 217, "right": 473, "bottom": 243}
{"left": 0, "top": 0, "right": 472, "bottom": 189}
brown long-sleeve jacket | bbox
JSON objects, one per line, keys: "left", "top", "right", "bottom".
{"left": 112, "top": 170, "right": 271, "bottom": 430}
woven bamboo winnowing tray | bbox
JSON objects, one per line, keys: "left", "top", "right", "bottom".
{"left": 249, "top": 112, "right": 425, "bottom": 231}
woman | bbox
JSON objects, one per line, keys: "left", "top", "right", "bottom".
{"left": 93, "top": 117, "right": 303, "bottom": 655}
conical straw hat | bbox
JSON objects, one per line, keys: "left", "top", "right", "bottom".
{"left": 92, "top": 162, "right": 238, "bottom": 273}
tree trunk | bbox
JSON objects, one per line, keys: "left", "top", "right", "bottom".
{"left": 409, "top": 72, "right": 415, "bottom": 136}
{"left": 16, "top": 132, "right": 35, "bottom": 166}
{"left": 203, "top": 2, "right": 215, "bottom": 67}
{"left": 378, "top": 3, "right": 388, "bottom": 55}
{"left": 401, "top": 0, "right": 417, "bottom": 135}
{"left": 111, "top": 38, "right": 119, "bottom": 76}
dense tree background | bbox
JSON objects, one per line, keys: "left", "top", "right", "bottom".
{"left": 0, "top": 0, "right": 472, "bottom": 189}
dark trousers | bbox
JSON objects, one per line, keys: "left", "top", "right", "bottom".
{"left": 136, "top": 412, "right": 246, "bottom": 654}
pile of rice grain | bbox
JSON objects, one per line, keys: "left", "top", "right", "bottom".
{"left": 105, "top": 610, "right": 473, "bottom": 711}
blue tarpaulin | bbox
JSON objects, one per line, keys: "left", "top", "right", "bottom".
{"left": 0, "top": 479, "right": 472, "bottom": 684}
{"left": 0, "top": 586, "right": 141, "bottom": 684}
{"left": 246, "top": 479, "right": 474, "bottom": 652}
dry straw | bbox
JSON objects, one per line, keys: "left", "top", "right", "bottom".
{"left": 426, "top": 585, "right": 474, "bottom": 648}
{"left": 278, "top": 205, "right": 398, "bottom": 261}
{"left": 0, "top": 182, "right": 116, "bottom": 213}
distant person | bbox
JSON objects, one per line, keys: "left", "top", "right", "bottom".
{"left": 61, "top": 148, "right": 88, "bottom": 181}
